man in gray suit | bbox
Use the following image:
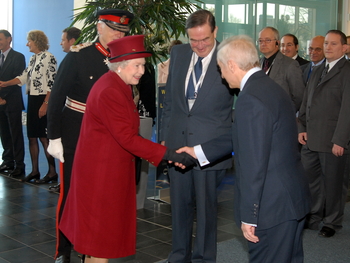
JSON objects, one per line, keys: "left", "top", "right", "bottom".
{"left": 301, "top": 35, "right": 325, "bottom": 85}
{"left": 298, "top": 29, "right": 350, "bottom": 238}
{"left": 258, "top": 27, "right": 305, "bottom": 112}
{"left": 160, "top": 9, "right": 234, "bottom": 263}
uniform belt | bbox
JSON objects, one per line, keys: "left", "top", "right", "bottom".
{"left": 65, "top": 97, "right": 86, "bottom": 113}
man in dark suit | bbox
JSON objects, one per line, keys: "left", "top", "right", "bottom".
{"left": 298, "top": 30, "right": 350, "bottom": 238}
{"left": 0, "top": 30, "right": 26, "bottom": 177}
{"left": 301, "top": 35, "right": 325, "bottom": 85}
{"left": 258, "top": 27, "right": 305, "bottom": 112}
{"left": 176, "top": 35, "right": 310, "bottom": 263}
{"left": 159, "top": 9, "right": 234, "bottom": 263}
{"left": 280, "top": 33, "right": 309, "bottom": 66}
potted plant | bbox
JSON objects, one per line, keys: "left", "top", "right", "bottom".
{"left": 71, "top": 0, "right": 202, "bottom": 65}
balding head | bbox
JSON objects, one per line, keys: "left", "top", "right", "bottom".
{"left": 308, "top": 35, "right": 325, "bottom": 64}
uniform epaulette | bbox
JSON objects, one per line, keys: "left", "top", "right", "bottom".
{"left": 70, "top": 42, "right": 93, "bottom": 52}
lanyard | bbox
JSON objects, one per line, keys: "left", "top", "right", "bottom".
{"left": 190, "top": 56, "right": 205, "bottom": 97}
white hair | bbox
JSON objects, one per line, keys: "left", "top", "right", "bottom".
{"left": 217, "top": 35, "right": 260, "bottom": 71}
{"left": 107, "top": 60, "right": 129, "bottom": 71}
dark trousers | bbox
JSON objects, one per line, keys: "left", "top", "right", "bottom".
{"left": 167, "top": 167, "right": 225, "bottom": 263}
{"left": 56, "top": 108, "right": 83, "bottom": 257}
{"left": 0, "top": 108, "right": 25, "bottom": 170}
{"left": 248, "top": 218, "right": 305, "bottom": 263}
{"left": 301, "top": 145, "right": 348, "bottom": 230}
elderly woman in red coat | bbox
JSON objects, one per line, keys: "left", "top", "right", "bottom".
{"left": 59, "top": 35, "right": 195, "bottom": 263}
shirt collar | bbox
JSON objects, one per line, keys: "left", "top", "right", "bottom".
{"left": 326, "top": 55, "right": 344, "bottom": 71}
{"left": 1, "top": 47, "right": 11, "bottom": 59}
{"left": 240, "top": 67, "right": 261, "bottom": 91}
{"left": 312, "top": 58, "right": 325, "bottom": 67}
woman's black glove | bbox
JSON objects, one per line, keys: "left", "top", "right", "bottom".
{"left": 163, "top": 149, "right": 197, "bottom": 167}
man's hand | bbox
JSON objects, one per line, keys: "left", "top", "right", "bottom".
{"left": 0, "top": 81, "right": 7, "bottom": 89}
{"left": 176, "top": 146, "right": 196, "bottom": 159}
{"left": 163, "top": 149, "right": 197, "bottom": 168}
{"left": 241, "top": 223, "right": 259, "bottom": 243}
{"left": 47, "top": 138, "right": 64, "bottom": 163}
{"left": 298, "top": 132, "right": 307, "bottom": 145}
{"left": 332, "top": 144, "right": 344, "bottom": 157}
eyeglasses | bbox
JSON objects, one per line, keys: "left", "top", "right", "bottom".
{"left": 189, "top": 37, "right": 211, "bottom": 45}
{"left": 257, "top": 38, "right": 276, "bottom": 45}
{"left": 308, "top": 47, "right": 322, "bottom": 53}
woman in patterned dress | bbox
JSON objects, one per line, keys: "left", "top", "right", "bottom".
{"left": 0, "top": 30, "right": 58, "bottom": 183}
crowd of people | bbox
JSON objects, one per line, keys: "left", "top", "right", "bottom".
{"left": 0, "top": 6, "right": 349, "bottom": 263}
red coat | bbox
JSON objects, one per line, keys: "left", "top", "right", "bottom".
{"left": 59, "top": 70, "right": 166, "bottom": 258}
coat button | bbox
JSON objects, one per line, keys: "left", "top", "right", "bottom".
{"left": 89, "top": 76, "right": 93, "bottom": 79}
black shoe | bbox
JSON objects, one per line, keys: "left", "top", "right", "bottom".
{"left": 55, "top": 254, "right": 71, "bottom": 263}
{"left": 21, "top": 173, "right": 40, "bottom": 182}
{"left": 35, "top": 173, "right": 58, "bottom": 184}
{"left": 49, "top": 183, "right": 60, "bottom": 193}
{"left": 8, "top": 168, "right": 25, "bottom": 178}
{"left": 0, "top": 163, "right": 14, "bottom": 172}
{"left": 318, "top": 226, "right": 335, "bottom": 238}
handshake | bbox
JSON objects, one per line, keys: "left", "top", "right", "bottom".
{"left": 163, "top": 147, "right": 197, "bottom": 169}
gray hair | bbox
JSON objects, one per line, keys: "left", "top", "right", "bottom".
{"left": 107, "top": 60, "right": 129, "bottom": 71}
{"left": 217, "top": 35, "right": 260, "bottom": 71}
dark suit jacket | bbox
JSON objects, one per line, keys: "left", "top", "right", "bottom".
{"left": 298, "top": 57, "right": 350, "bottom": 153}
{"left": 159, "top": 43, "right": 234, "bottom": 170}
{"left": 201, "top": 70, "right": 310, "bottom": 229}
{"left": 0, "top": 49, "right": 25, "bottom": 111}
{"left": 295, "top": 55, "right": 309, "bottom": 66}
{"left": 260, "top": 51, "right": 305, "bottom": 111}
{"left": 301, "top": 60, "right": 326, "bottom": 85}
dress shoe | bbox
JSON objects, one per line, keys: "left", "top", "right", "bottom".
{"left": 35, "top": 173, "right": 58, "bottom": 184}
{"left": 21, "top": 172, "right": 40, "bottom": 182}
{"left": 0, "top": 163, "right": 14, "bottom": 172}
{"left": 49, "top": 183, "right": 60, "bottom": 193}
{"left": 8, "top": 168, "right": 25, "bottom": 178}
{"left": 55, "top": 254, "right": 71, "bottom": 263}
{"left": 318, "top": 226, "right": 335, "bottom": 238}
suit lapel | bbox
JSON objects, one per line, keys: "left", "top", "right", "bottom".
{"left": 0, "top": 49, "right": 14, "bottom": 77}
{"left": 318, "top": 58, "right": 346, "bottom": 86}
{"left": 178, "top": 47, "right": 194, "bottom": 113}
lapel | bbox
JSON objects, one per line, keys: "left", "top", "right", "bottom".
{"left": 179, "top": 47, "right": 194, "bottom": 113}
{"left": 268, "top": 51, "right": 283, "bottom": 78}
{"left": 317, "top": 57, "right": 346, "bottom": 86}
{"left": 190, "top": 43, "right": 219, "bottom": 112}
{"left": 0, "top": 49, "right": 14, "bottom": 77}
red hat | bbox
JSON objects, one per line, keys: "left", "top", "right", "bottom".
{"left": 108, "top": 35, "right": 152, "bottom": 63}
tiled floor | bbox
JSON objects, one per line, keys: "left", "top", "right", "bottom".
{"left": 0, "top": 126, "right": 236, "bottom": 263}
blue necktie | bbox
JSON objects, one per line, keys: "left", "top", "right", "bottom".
{"left": 186, "top": 57, "right": 203, "bottom": 99}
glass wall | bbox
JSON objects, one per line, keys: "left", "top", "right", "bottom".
{"left": 197, "top": 0, "right": 338, "bottom": 59}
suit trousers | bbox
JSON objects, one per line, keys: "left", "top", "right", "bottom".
{"left": 248, "top": 218, "right": 305, "bottom": 263}
{"left": 167, "top": 167, "right": 226, "bottom": 263}
{"left": 301, "top": 145, "right": 348, "bottom": 230}
{"left": 0, "top": 108, "right": 25, "bottom": 169}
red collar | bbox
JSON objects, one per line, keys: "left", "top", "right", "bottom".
{"left": 95, "top": 42, "right": 110, "bottom": 57}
